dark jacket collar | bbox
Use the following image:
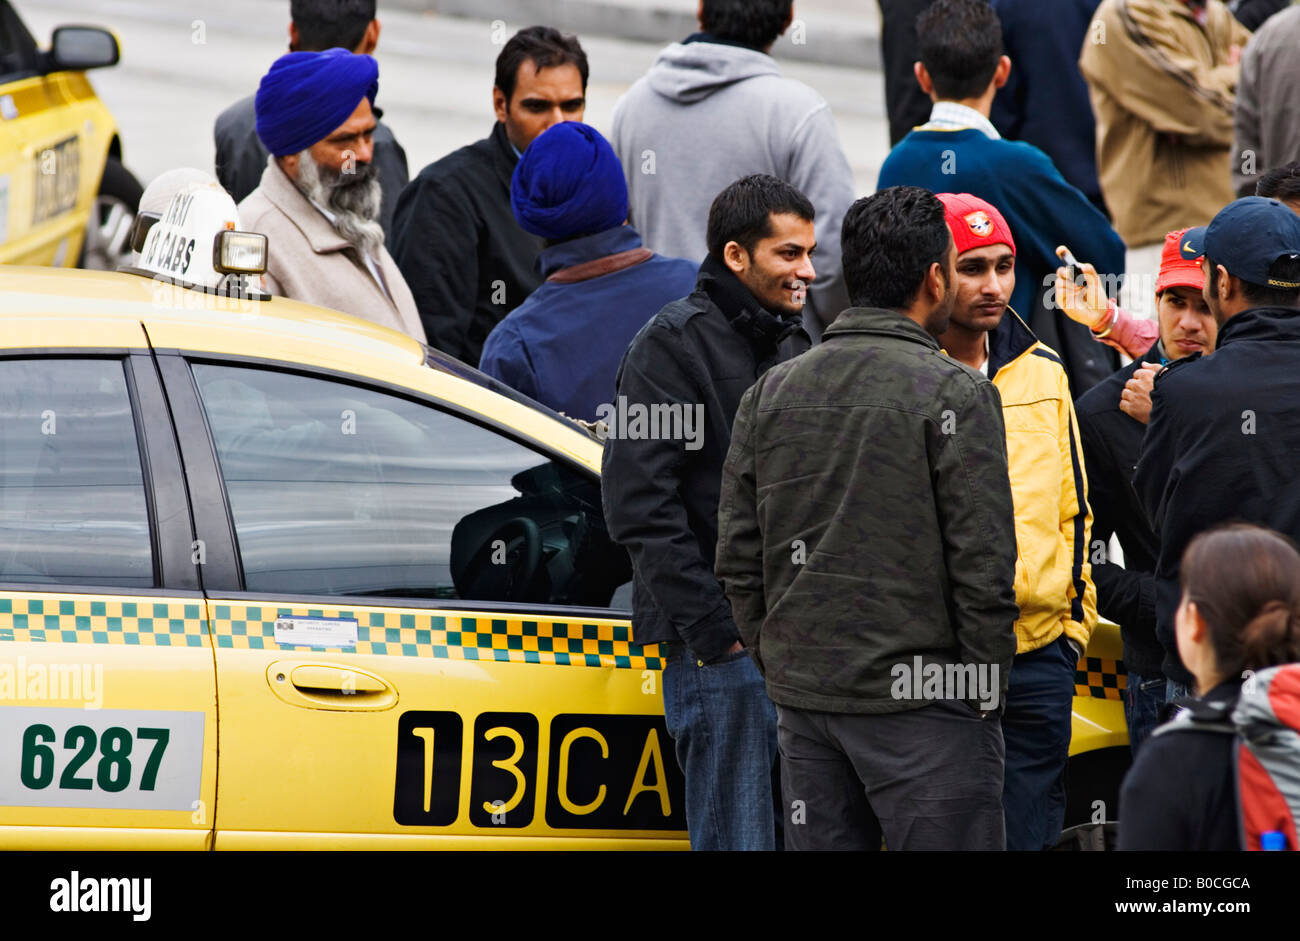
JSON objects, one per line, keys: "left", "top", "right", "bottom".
{"left": 537, "top": 226, "right": 643, "bottom": 278}
{"left": 1177, "top": 677, "right": 1243, "bottom": 723}
{"left": 489, "top": 121, "right": 520, "bottom": 193}
{"left": 1215, "top": 305, "right": 1300, "bottom": 350}
{"left": 822, "top": 306, "right": 942, "bottom": 350}
{"left": 697, "top": 255, "right": 806, "bottom": 352}
{"left": 987, "top": 308, "right": 1038, "bottom": 379}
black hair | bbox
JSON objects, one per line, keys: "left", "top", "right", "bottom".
{"left": 1257, "top": 162, "right": 1300, "bottom": 205}
{"left": 290, "top": 0, "right": 376, "bottom": 52}
{"left": 1207, "top": 254, "right": 1300, "bottom": 308}
{"left": 705, "top": 174, "right": 815, "bottom": 260}
{"left": 916, "top": 0, "right": 1003, "bottom": 101}
{"left": 700, "top": 0, "right": 792, "bottom": 50}
{"left": 841, "top": 186, "right": 951, "bottom": 310}
{"left": 494, "top": 26, "right": 589, "bottom": 103}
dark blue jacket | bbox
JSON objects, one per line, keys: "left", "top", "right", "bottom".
{"left": 878, "top": 127, "right": 1126, "bottom": 396}
{"left": 1135, "top": 307, "right": 1300, "bottom": 686}
{"left": 989, "top": 0, "right": 1105, "bottom": 213}
{"left": 479, "top": 225, "right": 698, "bottom": 420}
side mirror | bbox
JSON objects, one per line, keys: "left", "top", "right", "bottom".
{"left": 47, "top": 26, "right": 120, "bottom": 72}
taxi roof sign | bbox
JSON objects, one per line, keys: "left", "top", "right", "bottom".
{"left": 135, "top": 181, "right": 266, "bottom": 290}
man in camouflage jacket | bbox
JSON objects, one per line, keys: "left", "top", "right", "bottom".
{"left": 715, "top": 186, "right": 1020, "bottom": 850}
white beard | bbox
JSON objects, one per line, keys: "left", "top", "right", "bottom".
{"left": 295, "top": 149, "right": 385, "bottom": 258}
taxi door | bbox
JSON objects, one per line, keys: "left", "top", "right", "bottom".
{"left": 158, "top": 352, "right": 688, "bottom": 848}
{"left": 0, "top": 345, "right": 217, "bottom": 849}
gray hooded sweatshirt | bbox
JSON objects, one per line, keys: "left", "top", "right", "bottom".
{"left": 612, "top": 40, "right": 856, "bottom": 331}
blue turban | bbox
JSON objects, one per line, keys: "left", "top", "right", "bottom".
{"left": 511, "top": 122, "right": 628, "bottom": 240}
{"left": 255, "top": 49, "right": 379, "bottom": 157}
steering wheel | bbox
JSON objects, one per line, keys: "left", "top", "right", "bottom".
{"left": 458, "top": 517, "right": 544, "bottom": 603}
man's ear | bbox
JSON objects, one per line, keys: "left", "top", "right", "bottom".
{"left": 914, "top": 61, "right": 935, "bottom": 98}
{"left": 1217, "top": 264, "right": 1233, "bottom": 301}
{"left": 927, "top": 261, "right": 945, "bottom": 305}
{"left": 696, "top": 0, "right": 705, "bottom": 30}
{"left": 356, "top": 19, "right": 380, "bottom": 55}
{"left": 288, "top": 22, "right": 299, "bottom": 52}
{"left": 993, "top": 55, "right": 1012, "bottom": 90}
{"left": 277, "top": 152, "right": 300, "bottom": 181}
{"left": 492, "top": 86, "right": 508, "bottom": 124}
{"left": 723, "top": 241, "right": 748, "bottom": 276}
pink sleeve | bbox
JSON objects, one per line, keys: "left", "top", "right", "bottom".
{"left": 1097, "top": 306, "right": 1159, "bottom": 360}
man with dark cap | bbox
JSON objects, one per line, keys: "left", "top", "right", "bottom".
{"left": 478, "top": 123, "right": 697, "bottom": 420}
{"left": 239, "top": 49, "right": 425, "bottom": 341}
{"left": 391, "top": 26, "right": 588, "bottom": 367}
{"left": 214, "top": 0, "right": 408, "bottom": 240}
{"left": 1135, "top": 197, "right": 1300, "bottom": 694}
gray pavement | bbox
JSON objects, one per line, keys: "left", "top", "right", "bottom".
{"left": 18, "top": 0, "right": 889, "bottom": 200}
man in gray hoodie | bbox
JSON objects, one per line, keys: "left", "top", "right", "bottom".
{"left": 611, "top": 0, "right": 856, "bottom": 336}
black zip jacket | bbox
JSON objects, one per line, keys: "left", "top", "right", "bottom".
{"left": 1135, "top": 306, "right": 1300, "bottom": 686}
{"left": 1075, "top": 341, "right": 1163, "bottom": 677}
{"left": 601, "top": 258, "right": 810, "bottom": 662}
{"left": 1118, "top": 680, "right": 1240, "bottom": 850}
{"left": 390, "top": 122, "right": 544, "bottom": 366}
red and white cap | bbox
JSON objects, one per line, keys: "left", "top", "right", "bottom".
{"left": 936, "top": 192, "right": 1016, "bottom": 256}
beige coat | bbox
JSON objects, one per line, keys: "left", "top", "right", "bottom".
{"left": 1079, "top": 0, "right": 1250, "bottom": 247}
{"left": 238, "top": 157, "right": 427, "bottom": 342}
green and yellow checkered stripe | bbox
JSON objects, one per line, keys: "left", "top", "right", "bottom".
{"left": 1075, "top": 656, "right": 1126, "bottom": 701}
{"left": 0, "top": 595, "right": 209, "bottom": 647}
{"left": 208, "top": 604, "right": 662, "bottom": 670}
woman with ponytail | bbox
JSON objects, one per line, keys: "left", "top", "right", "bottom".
{"left": 1118, "top": 523, "right": 1300, "bottom": 850}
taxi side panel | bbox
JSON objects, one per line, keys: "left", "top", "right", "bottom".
{"left": 0, "top": 348, "right": 216, "bottom": 848}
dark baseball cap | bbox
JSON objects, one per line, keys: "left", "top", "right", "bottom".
{"left": 1182, "top": 197, "right": 1300, "bottom": 289}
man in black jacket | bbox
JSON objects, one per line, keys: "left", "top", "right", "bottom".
{"left": 1135, "top": 197, "right": 1300, "bottom": 692}
{"left": 213, "top": 1, "right": 409, "bottom": 240}
{"left": 1075, "top": 228, "right": 1214, "bottom": 755}
{"left": 390, "top": 27, "right": 587, "bottom": 367}
{"left": 602, "top": 175, "right": 814, "bottom": 850}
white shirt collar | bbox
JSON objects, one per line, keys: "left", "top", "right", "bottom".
{"left": 917, "top": 101, "right": 1001, "bottom": 140}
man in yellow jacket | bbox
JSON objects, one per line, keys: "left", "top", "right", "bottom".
{"left": 936, "top": 193, "right": 1098, "bottom": 850}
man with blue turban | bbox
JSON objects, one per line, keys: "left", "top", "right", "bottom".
{"left": 479, "top": 123, "right": 697, "bottom": 420}
{"left": 239, "top": 48, "right": 425, "bottom": 342}
{"left": 213, "top": 1, "right": 409, "bottom": 240}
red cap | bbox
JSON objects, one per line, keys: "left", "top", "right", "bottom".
{"left": 1155, "top": 227, "right": 1206, "bottom": 293}
{"left": 936, "top": 192, "right": 1016, "bottom": 256}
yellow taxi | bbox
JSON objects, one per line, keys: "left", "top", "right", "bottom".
{"left": 0, "top": 222, "right": 1130, "bottom": 849}
{"left": 0, "top": 2, "right": 141, "bottom": 270}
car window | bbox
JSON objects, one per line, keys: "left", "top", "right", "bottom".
{"left": 0, "top": 358, "right": 153, "bottom": 587}
{"left": 191, "top": 363, "right": 630, "bottom": 606}
{"left": 0, "top": 2, "right": 40, "bottom": 80}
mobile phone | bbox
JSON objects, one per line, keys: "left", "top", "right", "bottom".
{"left": 1056, "top": 245, "right": 1083, "bottom": 287}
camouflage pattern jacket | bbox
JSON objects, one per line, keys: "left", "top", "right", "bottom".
{"left": 715, "top": 307, "right": 1019, "bottom": 713}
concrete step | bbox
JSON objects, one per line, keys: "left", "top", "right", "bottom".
{"left": 388, "top": 0, "right": 881, "bottom": 69}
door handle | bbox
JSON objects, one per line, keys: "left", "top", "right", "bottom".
{"left": 291, "top": 665, "right": 386, "bottom": 694}
{"left": 266, "top": 661, "right": 398, "bottom": 711}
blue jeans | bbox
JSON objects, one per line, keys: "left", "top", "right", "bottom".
{"left": 1165, "top": 679, "right": 1193, "bottom": 704}
{"left": 1002, "top": 634, "right": 1076, "bottom": 851}
{"left": 1124, "top": 672, "right": 1167, "bottom": 757}
{"left": 662, "top": 648, "right": 778, "bottom": 850}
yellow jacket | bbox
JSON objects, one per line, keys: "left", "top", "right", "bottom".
{"left": 986, "top": 312, "right": 1098, "bottom": 655}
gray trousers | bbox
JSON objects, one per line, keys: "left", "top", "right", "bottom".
{"left": 777, "top": 700, "right": 1006, "bottom": 850}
